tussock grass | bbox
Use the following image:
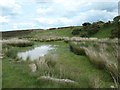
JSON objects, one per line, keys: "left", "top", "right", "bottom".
{"left": 37, "top": 76, "right": 79, "bottom": 88}
{"left": 3, "top": 41, "right": 116, "bottom": 88}
{"left": 69, "top": 42, "right": 86, "bottom": 55}
{"left": 88, "top": 76, "right": 101, "bottom": 88}
{"left": 84, "top": 42, "right": 118, "bottom": 77}
{"left": 44, "top": 54, "right": 57, "bottom": 68}
{"left": 33, "top": 54, "right": 58, "bottom": 77}
{"left": 69, "top": 39, "right": 118, "bottom": 85}
{"left": 2, "top": 38, "right": 33, "bottom": 47}
{"left": 29, "top": 36, "right": 64, "bottom": 42}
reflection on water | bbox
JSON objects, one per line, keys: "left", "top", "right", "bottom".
{"left": 18, "top": 45, "right": 54, "bottom": 60}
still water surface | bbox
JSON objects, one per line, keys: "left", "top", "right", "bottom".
{"left": 18, "top": 45, "right": 54, "bottom": 60}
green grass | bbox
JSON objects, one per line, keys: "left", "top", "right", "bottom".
{"left": 2, "top": 20, "right": 117, "bottom": 88}
{"left": 2, "top": 41, "right": 115, "bottom": 88}
{"left": 26, "top": 27, "right": 82, "bottom": 39}
{"left": 26, "top": 24, "right": 114, "bottom": 39}
{"left": 2, "top": 57, "right": 37, "bottom": 88}
{"left": 92, "top": 25, "right": 114, "bottom": 38}
{"left": 50, "top": 41, "right": 114, "bottom": 88}
{"left": 33, "top": 41, "right": 114, "bottom": 88}
{"left": 2, "top": 45, "right": 39, "bottom": 88}
{"left": 2, "top": 24, "right": 114, "bottom": 40}
{"left": 68, "top": 40, "right": 118, "bottom": 86}
{"left": 2, "top": 22, "right": 115, "bottom": 40}
{"left": 69, "top": 42, "right": 86, "bottom": 55}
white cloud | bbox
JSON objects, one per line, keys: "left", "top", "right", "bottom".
{"left": 36, "top": 17, "right": 73, "bottom": 25}
{"left": 36, "top": 18, "right": 58, "bottom": 25}
{"left": 49, "top": 0, "right": 119, "bottom": 12}
{"left": 35, "top": 0, "right": 118, "bottom": 28}
{"left": 13, "top": 24, "right": 18, "bottom": 29}
{"left": 36, "top": 0, "right": 118, "bottom": 17}
{"left": 36, "top": 8, "right": 52, "bottom": 15}
{"left": 0, "top": 16, "right": 9, "bottom": 23}
{"left": 53, "top": 0, "right": 80, "bottom": 11}
{"left": 73, "top": 9, "right": 117, "bottom": 24}
{"left": 59, "top": 17, "right": 73, "bottom": 25}
{"left": 1, "top": 0, "right": 118, "bottom": 31}
{"left": 0, "top": 0, "right": 21, "bottom": 15}
{"left": 53, "top": 0, "right": 119, "bottom": 3}
{"left": 12, "top": 22, "right": 36, "bottom": 29}
{"left": 36, "top": 8, "right": 117, "bottom": 28}
{"left": 0, "top": 0, "right": 21, "bottom": 9}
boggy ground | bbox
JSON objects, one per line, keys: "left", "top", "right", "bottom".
{"left": 1, "top": 16, "right": 119, "bottom": 88}
{"left": 2, "top": 40, "right": 116, "bottom": 88}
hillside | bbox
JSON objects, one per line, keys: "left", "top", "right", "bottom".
{"left": 1, "top": 23, "right": 115, "bottom": 39}
{"left": 2, "top": 15, "right": 119, "bottom": 39}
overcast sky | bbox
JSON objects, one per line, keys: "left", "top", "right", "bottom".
{"left": 0, "top": 0, "right": 119, "bottom": 31}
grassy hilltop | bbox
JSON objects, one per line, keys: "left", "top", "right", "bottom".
{"left": 2, "top": 16, "right": 119, "bottom": 39}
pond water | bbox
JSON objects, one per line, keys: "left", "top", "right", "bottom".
{"left": 17, "top": 45, "right": 55, "bottom": 61}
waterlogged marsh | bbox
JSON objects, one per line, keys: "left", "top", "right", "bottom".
{"left": 17, "top": 45, "right": 55, "bottom": 60}
{"left": 3, "top": 41, "right": 115, "bottom": 88}
{"left": 2, "top": 15, "right": 119, "bottom": 88}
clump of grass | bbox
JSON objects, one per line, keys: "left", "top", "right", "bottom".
{"left": 14, "top": 56, "right": 23, "bottom": 63}
{"left": 5, "top": 47, "right": 18, "bottom": 59}
{"left": 34, "top": 53, "right": 81, "bottom": 86}
{"left": 34, "top": 56, "right": 49, "bottom": 73}
{"left": 12, "top": 42, "right": 33, "bottom": 47}
{"left": 85, "top": 42, "right": 118, "bottom": 72}
{"left": 37, "top": 76, "right": 80, "bottom": 88}
{"left": 44, "top": 54, "right": 57, "bottom": 68}
{"left": 69, "top": 42, "right": 86, "bottom": 55}
{"left": 85, "top": 51, "right": 107, "bottom": 69}
{"left": 26, "top": 56, "right": 31, "bottom": 62}
{"left": 34, "top": 54, "right": 58, "bottom": 76}
{"left": 106, "top": 63, "right": 118, "bottom": 79}
{"left": 31, "top": 37, "right": 64, "bottom": 42}
{"left": 73, "top": 40, "right": 118, "bottom": 85}
{"left": 2, "top": 39, "right": 33, "bottom": 47}
{"left": 89, "top": 76, "right": 101, "bottom": 88}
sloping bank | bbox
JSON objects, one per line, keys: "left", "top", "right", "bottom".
{"left": 69, "top": 38, "right": 119, "bottom": 85}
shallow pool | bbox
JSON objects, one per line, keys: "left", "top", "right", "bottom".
{"left": 17, "top": 45, "right": 55, "bottom": 61}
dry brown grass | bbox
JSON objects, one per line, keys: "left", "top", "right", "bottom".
{"left": 69, "top": 39, "right": 118, "bottom": 82}
{"left": 2, "top": 38, "right": 33, "bottom": 46}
